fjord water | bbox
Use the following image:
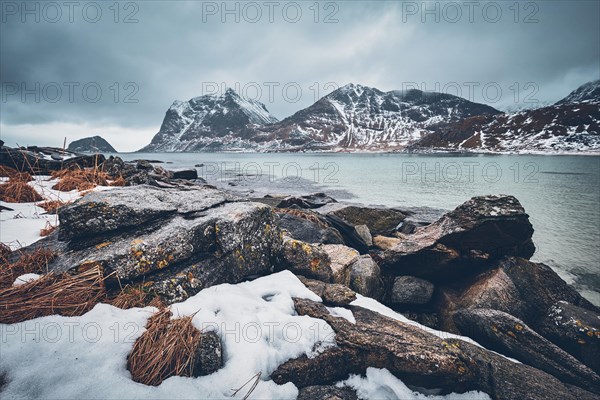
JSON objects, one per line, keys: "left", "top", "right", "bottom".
{"left": 123, "top": 153, "right": 600, "bottom": 305}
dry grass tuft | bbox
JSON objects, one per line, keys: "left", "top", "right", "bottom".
{"left": 0, "top": 165, "right": 19, "bottom": 177}
{"left": 51, "top": 168, "right": 109, "bottom": 191}
{"left": 0, "top": 180, "right": 44, "bottom": 203}
{"left": 0, "top": 248, "right": 56, "bottom": 288}
{"left": 110, "top": 176, "right": 127, "bottom": 187}
{"left": 108, "top": 284, "right": 162, "bottom": 310}
{"left": 38, "top": 199, "right": 69, "bottom": 214}
{"left": 127, "top": 309, "right": 202, "bottom": 386}
{"left": 0, "top": 265, "right": 105, "bottom": 324}
{"left": 40, "top": 223, "right": 57, "bottom": 237}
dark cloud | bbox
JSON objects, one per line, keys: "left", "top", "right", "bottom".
{"left": 1, "top": 0, "right": 598, "bottom": 151}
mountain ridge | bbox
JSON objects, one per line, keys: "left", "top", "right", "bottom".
{"left": 139, "top": 80, "right": 600, "bottom": 153}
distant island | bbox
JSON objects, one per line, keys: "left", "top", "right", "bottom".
{"left": 68, "top": 136, "right": 117, "bottom": 153}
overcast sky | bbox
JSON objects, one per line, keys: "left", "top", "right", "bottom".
{"left": 1, "top": 0, "right": 599, "bottom": 151}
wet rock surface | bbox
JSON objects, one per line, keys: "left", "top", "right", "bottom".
{"left": 453, "top": 308, "right": 600, "bottom": 393}
{"left": 271, "top": 298, "right": 596, "bottom": 399}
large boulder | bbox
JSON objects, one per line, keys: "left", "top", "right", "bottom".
{"left": 278, "top": 237, "right": 333, "bottom": 282}
{"left": 319, "top": 204, "right": 406, "bottom": 236}
{"left": 41, "top": 185, "right": 282, "bottom": 303}
{"left": 453, "top": 308, "right": 600, "bottom": 392}
{"left": 276, "top": 209, "right": 344, "bottom": 245}
{"left": 271, "top": 298, "right": 596, "bottom": 399}
{"left": 348, "top": 255, "right": 383, "bottom": 300}
{"left": 322, "top": 244, "right": 360, "bottom": 285}
{"left": 377, "top": 195, "right": 535, "bottom": 280}
{"left": 437, "top": 257, "right": 598, "bottom": 333}
{"left": 390, "top": 276, "right": 435, "bottom": 306}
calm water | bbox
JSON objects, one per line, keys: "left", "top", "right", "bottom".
{"left": 119, "top": 153, "right": 600, "bottom": 305}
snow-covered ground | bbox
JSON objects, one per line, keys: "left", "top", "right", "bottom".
{"left": 0, "top": 176, "right": 113, "bottom": 250}
{"left": 0, "top": 271, "right": 490, "bottom": 399}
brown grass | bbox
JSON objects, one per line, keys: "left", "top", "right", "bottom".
{"left": 127, "top": 309, "right": 203, "bottom": 386}
{"left": 0, "top": 265, "right": 105, "bottom": 324}
{"left": 108, "top": 284, "right": 163, "bottom": 310}
{"left": 110, "top": 176, "right": 127, "bottom": 187}
{"left": 38, "top": 199, "right": 69, "bottom": 213}
{"left": 0, "top": 248, "right": 56, "bottom": 288}
{"left": 0, "top": 165, "right": 19, "bottom": 177}
{"left": 0, "top": 180, "right": 44, "bottom": 203}
{"left": 51, "top": 168, "right": 109, "bottom": 191}
{"left": 40, "top": 223, "right": 57, "bottom": 237}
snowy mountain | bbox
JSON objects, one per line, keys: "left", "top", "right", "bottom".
{"left": 414, "top": 80, "right": 600, "bottom": 153}
{"left": 140, "top": 80, "right": 599, "bottom": 153}
{"left": 140, "top": 89, "right": 278, "bottom": 152}
{"left": 556, "top": 79, "right": 600, "bottom": 105}
{"left": 67, "top": 136, "right": 117, "bottom": 153}
{"left": 252, "top": 84, "right": 501, "bottom": 151}
{"left": 141, "top": 84, "right": 500, "bottom": 152}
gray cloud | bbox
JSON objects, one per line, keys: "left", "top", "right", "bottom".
{"left": 1, "top": 0, "right": 598, "bottom": 151}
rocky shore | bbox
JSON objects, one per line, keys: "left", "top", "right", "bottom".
{"left": 1, "top": 149, "right": 599, "bottom": 399}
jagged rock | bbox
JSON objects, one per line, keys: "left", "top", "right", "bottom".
{"left": 279, "top": 237, "right": 332, "bottom": 282}
{"left": 0, "top": 145, "right": 105, "bottom": 174}
{"left": 193, "top": 331, "right": 222, "bottom": 376}
{"left": 320, "top": 204, "right": 406, "bottom": 236}
{"left": 378, "top": 195, "right": 535, "bottom": 280}
{"left": 390, "top": 276, "right": 435, "bottom": 305}
{"left": 437, "top": 257, "right": 598, "bottom": 333}
{"left": 276, "top": 210, "right": 344, "bottom": 245}
{"left": 296, "top": 275, "right": 357, "bottom": 306}
{"left": 271, "top": 298, "right": 595, "bottom": 399}
{"left": 436, "top": 257, "right": 600, "bottom": 373}
{"left": 537, "top": 301, "right": 600, "bottom": 374}
{"left": 322, "top": 244, "right": 359, "bottom": 285}
{"left": 354, "top": 224, "right": 373, "bottom": 247}
{"left": 324, "top": 215, "right": 370, "bottom": 254}
{"left": 453, "top": 308, "right": 600, "bottom": 393}
{"left": 40, "top": 185, "right": 281, "bottom": 303}
{"left": 101, "top": 156, "right": 175, "bottom": 186}
{"left": 297, "top": 385, "right": 358, "bottom": 400}
{"left": 348, "top": 255, "right": 383, "bottom": 300}
{"left": 277, "top": 193, "right": 338, "bottom": 209}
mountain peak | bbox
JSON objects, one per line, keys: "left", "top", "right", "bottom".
{"left": 556, "top": 79, "right": 600, "bottom": 105}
